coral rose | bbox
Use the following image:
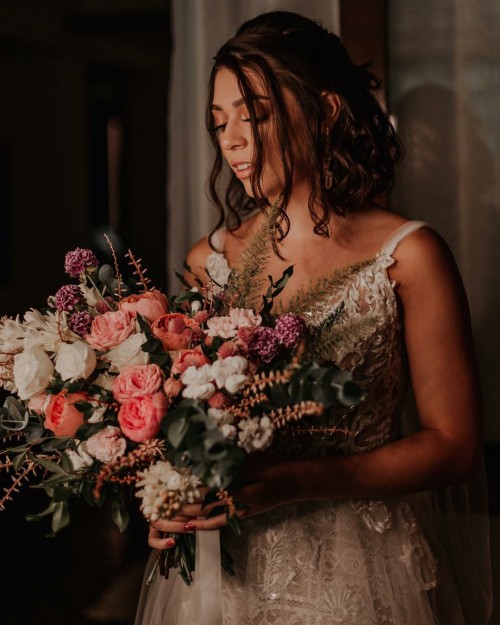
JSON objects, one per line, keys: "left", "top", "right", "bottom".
{"left": 45, "top": 391, "right": 88, "bottom": 437}
{"left": 112, "top": 364, "right": 164, "bottom": 403}
{"left": 119, "top": 289, "right": 169, "bottom": 323}
{"left": 171, "top": 346, "right": 210, "bottom": 375}
{"left": 151, "top": 313, "right": 201, "bottom": 351}
{"left": 118, "top": 392, "right": 168, "bottom": 442}
{"left": 86, "top": 310, "right": 135, "bottom": 351}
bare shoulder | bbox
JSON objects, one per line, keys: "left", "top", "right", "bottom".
{"left": 390, "top": 225, "right": 468, "bottom": 306}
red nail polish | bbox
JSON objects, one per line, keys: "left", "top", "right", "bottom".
{"left": 165, "top": 538, "right": 176, "bottom": 548}
{"left": 184, "top": 522, "right": 196, "bottom": 531}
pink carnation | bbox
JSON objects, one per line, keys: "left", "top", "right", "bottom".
{"left": 228, "top": 308, "right": 262, "bottom": 328}
{"left": 86, "top": 310, "right": 135, "bottom": 351}
{"left": 118, "top": 392, "right": 168, "bottom": 442}
{"left": 112, "top": 364, "right": 164, "bottom": 403}
{"left": 217, "top": 341, "right": 239, "bottom": 359}
{"left": 86, "top": 426, "right": 126, "bottom": 463}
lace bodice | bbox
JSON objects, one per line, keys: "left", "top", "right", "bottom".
{"left": 207, "top": 222, "right": 426, "bottom": 458}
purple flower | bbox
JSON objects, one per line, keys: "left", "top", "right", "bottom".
{"left": 55, "top": 285, "right": 85, "bottom": 313}
{"left": 64, "top": 247, "right": 98, "bottom": 278}
{"left": 248, "top": 326, "right": 280, "bottom": 364}
{"left": 68, "top": 311, "right": 93, "bottom": 337}
{"left": 274, "top": 313, "right": 306, "bottom": 349}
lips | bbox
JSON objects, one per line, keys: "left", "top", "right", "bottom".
{"left": 231, "top": 161, "right": 253, "bottom": 180}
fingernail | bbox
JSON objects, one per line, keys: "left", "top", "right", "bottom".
{"left": 184, "top": 523, "right": 196, "bottom": 531}
{"left": 165, "top": 538, "right": 176, "bottom": 548}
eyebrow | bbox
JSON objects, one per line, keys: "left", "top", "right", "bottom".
{"left": 211, "top": 95, "right": 270, "bottom": 111}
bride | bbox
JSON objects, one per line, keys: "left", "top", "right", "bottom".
{"left": 136, "top": 11, "right": 492, "bottom": 625}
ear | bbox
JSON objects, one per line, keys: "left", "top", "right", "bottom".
{"left": 321, "top": 91, "right": 341, "bottom": 128}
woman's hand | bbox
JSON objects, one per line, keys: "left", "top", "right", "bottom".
{"left": 148, "top": 452, "right": 296, "bottom": 542}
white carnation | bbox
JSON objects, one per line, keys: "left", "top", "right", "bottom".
{"left": 224, "top": 373, "right": 248, "bottom": 394}
{"left": 182, "top": 382, "right": 216, "bottom": 400}
{"left": 85, "top": 426, "right": 126, "bottom": 463}
{"left": 211, "top": 356, "right": 247, "bottom": 390}
{"left": 181, "top": 364, "right": 213, "bottom": 387}
{"left": 67, "top": 443, "right": 94, "bottom": 471}
{"left": 237, "top": 415, "right": 274, "bottom": 453}
{"left": 55, "top": 340, "right": 97, "bottom": 381}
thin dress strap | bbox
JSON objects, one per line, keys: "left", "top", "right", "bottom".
{"left": 380, "top": 221, "right": 428, "bottom": 256}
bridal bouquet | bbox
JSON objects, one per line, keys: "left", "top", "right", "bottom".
{"left": 0, "top": 237, "right": 362, "bottom": 583}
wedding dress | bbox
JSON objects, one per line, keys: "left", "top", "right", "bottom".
{"left": 135, "top": 221, "right": 492, "bottom": 625}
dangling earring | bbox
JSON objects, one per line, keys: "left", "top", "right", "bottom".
{"left": 323, "top": 127, "right": 333, "bottom": 190}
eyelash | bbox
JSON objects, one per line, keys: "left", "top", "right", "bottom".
{"left": 212, "top": 115, "right": 267, "bottom": 133}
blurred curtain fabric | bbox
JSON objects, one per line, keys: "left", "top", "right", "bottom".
{"left": 388, "top": 0, "right": 500, "bottom": 440}
{"left": 167, "top": 0, "right": 340, "bottom": 284}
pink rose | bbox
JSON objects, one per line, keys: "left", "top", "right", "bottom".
{"left": 118, "top": 392, "right": 168, "bottom": 442}
{"left": 28, "top": 392, "right": 51, "bottom": 415}
{"left": 112, "top": 364, "right": 163, "bottom": 403}
{"left": 163, "top": 377, "right": 183, "bottom": 398}
{"left": 171, "top": 347, "right": 210, "bottom": 375}
{"left": 45, "top": 391, "right": 88, "bottom": 437}
{"left": 86, "top": 310, "right": 135, "bottom": 351}
{"left": 86, "top": 426, "right": 127, "bottom": 463}
{"left": 119, "top": 290, "right": 169, "bottom": 323}
{"left": 151, "top": 313, "right": 201, "bottom": 351}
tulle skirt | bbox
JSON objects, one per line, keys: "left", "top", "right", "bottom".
{"left": 134, "top": 483, "right": 492, "bottom": 625}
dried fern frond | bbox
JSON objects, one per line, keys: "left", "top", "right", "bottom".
{"left": 126, "top": 249, "right": 152, "bottom": 293}
{"left": 265, "top": 401, "right": 324, "bottom": 428}
{"left": 304, "top": 314, "right": 381, "bottom": 363}
{"left": 242, "top": 368, "right": 295, "bottom": 395}
{"left": 225, "top": 204, "right": 281, "bottom": 309}
{"left": 0, "top": 461, "right": 38, "bottom": 511}
{"left": 285, "top": 259, "right": 374, "bottom": 315}
{"left": 104, "top": 233, "right": 124, "bottom": 299}
{"left": 93, "top": 438, "right": 165, "bottom": 499}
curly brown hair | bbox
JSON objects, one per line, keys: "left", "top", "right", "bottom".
{"left": 206, "top": 11, "right": 403, "bottom": 248}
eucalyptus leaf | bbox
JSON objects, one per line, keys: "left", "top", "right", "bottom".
{"left": 166, "top": 417, "right": 189, "bottom": 448}
{"left": 112, "top": 501, "right": 129, "bottom": 533}
{"left": 36, "top": 457, "right": 66, "bottom": 475}
{"left": 41, "top": 437, "right": 71, "bottom": 451}
{"left": 25, "top": 501, "right": 57, "bottom": 522}
{"left": 13, "top": 450, "right": 28, "bottom": 472}
{"left": 51, "top": 500, "right": 70, "bottom": 533}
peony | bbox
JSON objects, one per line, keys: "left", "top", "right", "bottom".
{"left": 101, "top": 332, "right": 149, "bottom": 372}
{"left": 85, "top": 309, "right": 135, "bottom": 351}
{"left": 151, "top": 313, "right": 201, "bottom": 351}
{"left": 13, "top": 349, "right": 55, "bottom": 400}
{"left": 55, "top": 340, "right": 97, "bottom": 381}
{"left": 118, "top": 392, "right": 168, "bottom": 442}
{"left": 45, "top": 391, "right": 88, "bottom": 437}
{"left": 119, "top": 289, "right": 169, "bottom": 323}
{"left": 171, "top": 347, "right": 210, "bottom": 375}
{"left": 85, "top": 426, "right": 127, "bottom": 463}
{"left": 112, "top": 364, "right": 163, "bottom": 402}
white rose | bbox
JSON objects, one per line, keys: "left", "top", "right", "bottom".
{"left": 85, "top": 426, "right": 127, "bottom": 463}
{"left": 211, "top": 356, "right": 247, "bottom": 388}
{"left": 224, "top": 373, "right": 248, "bottom": 394}
{"left": 182, "top": 382, "right": 216, "bottom": 400}
{"left": 67, "top": 444, "right": 94, "bottom": 471}
{"left": 55, "top": 341, "right": 97, "bottom": 381}
{"left": 13, "top": 349, "right": 54, "bottom": 400}
{"left": 101, "top": 332, "right": 149, "bottom": 372}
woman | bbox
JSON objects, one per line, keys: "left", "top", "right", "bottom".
{"left": 136, "top": 11, "right": 491, "bottom": 625}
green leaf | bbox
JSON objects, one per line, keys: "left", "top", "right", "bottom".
{"left": 226, "top": 513, "right": 242, "bottom": 536}
{"left": 136, "top": 313, "right": 152, "bottom": 336}
{"left": 36, "top": 457, "right": 66, "bottom": 475}
{"left": 25, "top": 424, "right": 46, "bottom": 443}
{"left": 206, "top": 505, "right": 226, "bottom": 519}
{"left": 13, "top": 450, "right": 28, "bottom": 471}
{"left": 140, "top": 338, "right": 164, "bottom": 353}
{"left": 41, "top": 437, "right": 71, "bottom": 451}
{"left": 112, "top": 501, "right": 129, "bottom": 533}
{"left": 166, "top": 417, "right": 189, "bottom": 448}
{"left": 51, "top": 500, "right": 70, "bottom": 533}
{"left": 26, "top": 501, "right": 57, "bottom": 522}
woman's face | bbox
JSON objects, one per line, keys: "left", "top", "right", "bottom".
{"left": 211, "top": 67, "right": 309, "bottom": 201}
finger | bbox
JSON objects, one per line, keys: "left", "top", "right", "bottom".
{"left": 150, "top": 518, "right": 197, "bottom": 533}
{"left": 184, "top": 510, "right": 246, "bottom": 531}
{"left": 148, "top": 528, "right": 176, "bottom": 550}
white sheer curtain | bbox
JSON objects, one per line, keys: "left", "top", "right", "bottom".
{"left": 388, "top": 0, "right": 500, "bottom": 442}
{"left": 166, "top": 0, "right": 340, "bottom": 284}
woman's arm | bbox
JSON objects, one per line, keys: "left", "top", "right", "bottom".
{"left": 150, "top": 228, "right": 482, "bottom": 538}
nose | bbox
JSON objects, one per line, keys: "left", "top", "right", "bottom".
{"left": 220, "top": 119, "right": 247, "bottom": 151}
